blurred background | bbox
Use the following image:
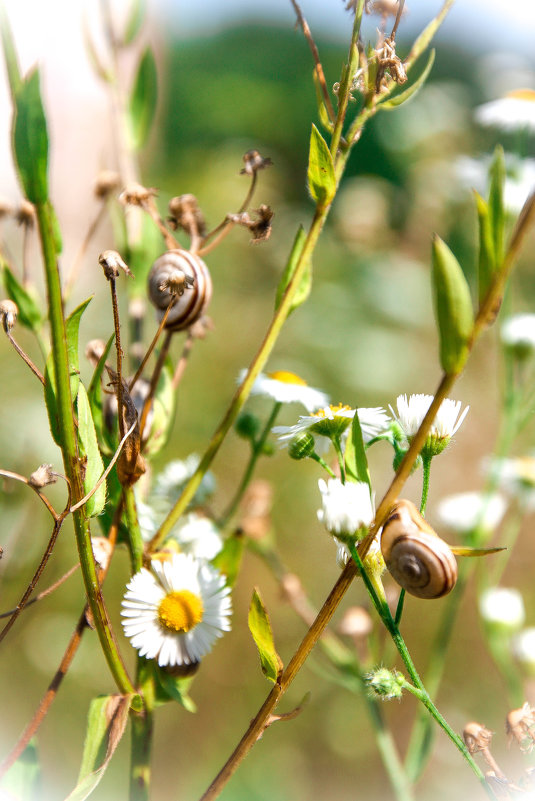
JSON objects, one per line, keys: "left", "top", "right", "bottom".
{"left": 1, "top": 1, "right": 535, "bottom": 800}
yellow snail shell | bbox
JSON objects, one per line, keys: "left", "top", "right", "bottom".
{"left": 147, "top": 249, "right": 212, "bottom": 332}
{"left": 380, "top": 499, "right": 457, "bottom": 599}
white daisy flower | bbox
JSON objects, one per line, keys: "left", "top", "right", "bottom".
{"left": 391, "top": 394, "right": 469, "bottom": 457}
{"left": 273, "top": 404, "right": 390, "bottom": 451}
{"left": 238, "top": 368, "right": 329, "bottom": 411}
{"left": 493, "top": 456, "right": 535, "bottom": 511}
{"left": 501, "top": 314, "right": 535, "bottom": 355}
{"left": 152, "top": 454, "right": 216, "bottom": 507}
{"left": 513, "top": 628, "right": 535, "bottom": 673}
{"left": 172, "top": 513, "right": 223, "bottom": 560}
{"left": 121, "top": 553, "right": 231, "bottom": 667}
{"left": 317, "top": 478, "right": 374, "bottom": 538}
{"left": 436, "top": 491, "right": 507, "bottom": 537}
{"left": 475, "top": 89, "right": 535, "bottom": 133}
{"left": 479, "top": 587, "right": 525, "bottom": 633}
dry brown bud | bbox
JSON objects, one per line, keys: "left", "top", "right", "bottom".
{"left": 94, "top": 170, "right": 121, "bottom": 199}
{"left": 239, "top": 479, "right": 273, "bottom": 540}
{"left": 119, "top": 183, "right": 157, "bottom": 206}
{"left": 464, "top": 722, "right": 494, "bottom": 754}
{"left": 337, "top": 606, "right": 374, "bottom": 639}
{"left": 168, "top": 194, "right": 206, "bottom": 236}
{"left": 15, "top": 200, "right": 35, "bottom": 226}
{"left": 159, "top": 267, "right": 194, "bottom": 297}
{"left": 506, "top": 703, "right": 535, "bottom": 753}
{"left": 28, "top": 464, "right": 57, "bottom": 488}
{"left": 227, "top": 205, "right": 273, "bottom": 244}
{"left": 99, "top": 249, "right": 133, "bottom": 280}
{"left": 240, "top": 149, "right": 273, "bottom": 176}
{"left": 0, "top": 299, "right": 18, "bottom": 332}
{"left": 91, "top": 537, "right": 113, "bottom": 571}
{"left": 85, "top": 338, "right": 107, "bottom": 366}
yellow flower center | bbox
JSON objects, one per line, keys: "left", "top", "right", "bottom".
{"left": 267, "top": 370, "right": 307, "bottom": 385}
{"left": 157, "top": 590, "right": 204, "bottom": 633}
{"left": 313, "top": 403, "right": 351, "bottom": 419}
{"left": 507, "top": 89, "right": 535, "bottom": 103}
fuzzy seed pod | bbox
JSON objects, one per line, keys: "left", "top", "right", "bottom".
{"left": 147, "top": 250, "right": 212, "bottom": 332}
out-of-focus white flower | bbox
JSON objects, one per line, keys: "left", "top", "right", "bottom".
{"left": 136, "top": 497, "right": 159, "bottom": 542}
{"left": 172, "top": 513, "right": 223, "bottom": 560}
{"left": 479, "top": 587, "right": 525, "bottom": 633}
{"left": 391, "top": 394, "right": 469, "bottom": 457}
{"left": 274, "top": 404, "right": 390, "bottom": 452}
{"left": 493, "top": 456, "right": 535, "bottom": 511}
{"left": 455, "top": 154, "right": 535, "bottom": 215}
{"left": 121, "top": 554, "right": 231, "bottom": 667}
{"left": 475, "top": 89, "right": 535, "bottom": 133}
{"left": 238, "top": 368, "right": 329, "bottom": 411}
{"left": 152, "top": 454, "right": 216, "bottom": 507}
{"left": 436, "top": 491, "right": 507, "bottom": 536}
{"left": 501, "top": 314, "right": 535, "bottom": 354}
{"left": 513, "top": 628, "right": 535, "bottom": 674}
{"left": 317, "top": 478, "right": 374, "bottom": 538}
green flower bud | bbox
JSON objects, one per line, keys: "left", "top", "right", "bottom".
{"left": 288, "top": 432, "right": 316, "bottom": 460}
{"left": 235, "top": 412, "right": 261, "bottom": 440}
{"left": 366, "top": 668, "right": 405, "bottom": 701}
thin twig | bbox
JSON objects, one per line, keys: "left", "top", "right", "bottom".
{"left": 0, "top": 563, "right": 79, "bottom": 618}
{"left": 290, "top": 0, "right": 335, "bottom": 122}
{"left": 172, "top": 331, "right": 194, "bottom": 390}
{"left": 63, "top": 202, "right": 108, "bottom": 301}
{"left": 198, "top": 173, "right": 258, "bottom": 256}
{"left": 128, "top": 300, "right": 176, "bottom": 393}
{"left": 139, "top": 328, "right": 173, "bottom": 442}
{"left": 5, "top": 331, "right": 44, "bottom": 384}
{"left": 0, "top": 468, "right": 59, "bottom": 520}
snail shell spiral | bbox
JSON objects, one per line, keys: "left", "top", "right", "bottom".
{"left": 147, "top": 249, "right": 212, "bottom": 332}
{"left": 380, "top": 499, "right": 457, "bottom": 599}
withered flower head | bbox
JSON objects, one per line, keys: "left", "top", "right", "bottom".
{"left": 119, "top": 183, "right": 157, "bottom": 207}
{"left": 159, "top": 267, "right": 195, "bottom": 297}
{"left": 94, "top": 170, "right": 121, "bottom": 199}
{"left": 99, "top": 249, "right": 133, "bottom": 280}
{"left": 15, "top": 200, "right": 35, "bottom": 227}
{"left": 365, "top": 0, "right": 405, "bottom": 16}
{"left": 240, "top": 149, "right": 273, "bottom": 176}
{"left": 168, "top": 194, "right": 206, "bottom": 236}
{"left": 463, "top": 722, "right": 494, "bottom": 754}
{"left": 0, "top": 299, "right": 18, "bottom": 332}
{"left": 506, "top": 703, "right": 535, "bottom": 753}
{"left": 29, "top": 464, "right": 57, "bottom": 489}
{"left": 85, "top": 338, "right": 106, "bottom": 367}
{"left": 228, "top": 205, "right": 274, "bottom": 244}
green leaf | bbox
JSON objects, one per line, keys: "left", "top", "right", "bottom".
{"left": 212, "top": 531, "right": 244, "bottom": 588}
{"left": 122, "top": 0, "right": 146, "bottom": 45}
{"left": 12, "top": 69, "right": 49, "bottom": 204}
{"left": 2, "top": 262, "right": 43, "bottom": 331}
{"left": 155, "top": 670, "right": 197, "bottom": 713}
{"left": 488, "top": 145, "right": 505, "bottom": 266}
{"left": 143, "top": 355, "right": 176, "bottom": 456}
{"left": 344, "top": 411, "right": 371, "bottom": 489}
{"left": 1, "top": 740, "right": 41, "bottom": 801}
{"left": 313, "top": 68, "right": 333, "bottom": 133}
{"left": 474, "top": 191, "right": 496, "bottom": 307}
{"left": 44, "top": 356, "right": 61, "bottom": 445}
{"left": 66, "top": 297, "right": 93, "bottom": 402}
{"left": 274, "top": 225, "right": 311, "bottom": 315}
{"left": 65, "top": 694, "right": 131, "bottom": 801}
{"left": 129, "top": 47, "right": 157, "bottom": 150}
{"left": 379, "top": 49, "right": 435, "bottom": 110}
{"left": 307, "top": 124, "right": 336, "bottom": 208}
{"left": 431, "top": 235, "right": 474, "bottom": 375}
{"left": 76, "top": 383, "right": 106, "bottom": 517}
{"left": 0, "top": 5, "right": 22, "bottom": 98}
{"left": 407, "top": 0, "right": 454, "bottom": 65}
{"left": 48, "top": 200, "right": 63, "bottom": 254}
{"left": 248, "top": 588, "right": 283, "bottom": 684}
{"left": 88, "top": 333, "right": 115, "bottom": 454}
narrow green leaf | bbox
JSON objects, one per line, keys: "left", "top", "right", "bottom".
{"left": 143, "top": 355, "right": 176, "bottom": 456}
{"left": 156, "top": 670, "right": 197, "bottom": 713}
{"left": 407, "top": 0, "right": 454, "bottom": 65}
{"left": 248, "top": 588, "right": 283, "bottom": 684}
{"left": 307, "top": 124, "right": 336, "bottom": 208}
{"left": 274, "top": 225, "right": 311, "bottom": 315}
{"left": 212, "top": 531, "right": 244, "bottom": 587}
{"left": 474, "top": 191, "right": 496, "bottom": 306}
{"left": 82, "top": 24, "right": 113, "bottom": 83}
{"left": 379, "top": 49, "right": 435, "bottom": 110}
{"left": 2, "top": 262, "right": 43, "bottom": 331}
{"left": 122, "top": 0, "right": 146, "bottom": 45}
{"left": 44, "top": 356, "right": 61, "bottom": 445}
{"left": 76, "top": 383, "right": 106, "bottom": 517}
{"left": 431, "top": 235, "right": 474, "bottom": 375}
{"left": 129, "top": 47, "right": 157, "bottom": 150}
{"left": 88, "top": 333, "right": 115, "bottom": 453}
{"left": 312, "top": 68, "right": 334, "bottom": 133}
{"left": 1, "top": 740, "right": 41, "bottom": 801}
{"left": 488, "top": 145, "right": 505, "bottom": 266}
{"left": 12, "top": 69, "right": 49, "bottom": 204}
{"left": 48, "top": 200, "right": 63, "bottom": 254}
{"left": 344, "top": 411, "right": 371, "bottom": 489}
{"left": 65, "top": 695, "right": 131, "bottom": 801}
{"left": 0, "top": 5, "right": 22, "bottom": 97}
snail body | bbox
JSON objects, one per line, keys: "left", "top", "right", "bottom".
{"left": 380, "top": 499, "right": 457, "bottom": 599}
{"left": 147, "top": 249, "right": 212, "bottom": 332}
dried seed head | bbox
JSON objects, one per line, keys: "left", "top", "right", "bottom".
{"left": 15, "top": 200, "right": 35, "bottom": 226}
{"left": 337, "top": 606, "right": 374, "bottom": 639}
{"left": 506, "top": 703, "right": 535, "bottom": 753}
{"left": 28, "top": 464, "right": 57, "bottom": 488}
{"left": 91, "top": 537, "right": 113, "bottom": 571}
{"left": 0, "top": 299, "right": 18, "bottom": 332}
{"left": 99, "top": 249, "right": 133, "bottom": 280}
{"left": 240, "top": 149, "right": 273, "bottom": 176}
{"left": 118, "top": 183, "right": 157, "bottom": 206}
{"left": 227, "top": 205, "right": 274, "bottom": 244}
{"left": 464, "top": 722, "right": 494, "bottom": 754}
{"left": 94, "top": 170, "right": 121, "bottom": 199}
{"left": 85, "top": 338, "right": 107, "bottom": 366}
{"left": 159, "top": 267, "right": 194, "bottom": 296}
{"left": 168, "top": 194, "right": 206, "bottom": 236}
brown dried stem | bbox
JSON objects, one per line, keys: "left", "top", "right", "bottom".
{"left": 63, "top": 202, "right": 108, "bottom": 301}
{"left": 128, "top": 299, "right": 177, "bottom": 393}
{"left": 0, "top": 563, "right": 79, "bottom": 618}
{"left": 139, "top": 328, "right": 174, "bottom": 443}
{"left": 5, "top": 330, "right": 44, "bottom": 384}
{"left": 198, "top": 173, "right": 258, "bottom": 256}
{"left": 290, "top": 0, "right": 335, "bottom": 122}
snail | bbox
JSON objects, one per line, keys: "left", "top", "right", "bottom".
{"left": 147, "top": 249, "right": 212, "bottom": 332}
{"left": 381, "top": 499, "right": 504, "bottom": 600}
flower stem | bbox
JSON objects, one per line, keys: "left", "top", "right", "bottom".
{"left": 124, "top": 486, "right": 144, "bottom": 572}
{"left": 420, "top": 455, "right": 432, "bottom": 515}
{"left": 129, "top": 659, "right": 155, "bottom": 801}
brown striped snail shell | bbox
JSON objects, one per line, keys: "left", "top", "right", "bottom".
{"left": 147, "top": 249, "right": 212, "bottom": 332}
{"left": 380, "top": 499, "right": 457, "bottom": 599}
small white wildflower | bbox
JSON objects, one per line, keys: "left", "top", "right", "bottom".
{"left": 238, "top": 368, "right": 329, "bottom": 411}
{"left": 513, "top": 628, "right": 535, "bottom": 673}
{"left": 172, "top": 513, "right": 223, "bottom": 560}
{"left": 121, "top": 553, "right": 232, "bottom": 667}
{"left": 475, "top": 89, "right": 535, "bottom": 133}
{"left": 436, "top": 491, "right": 507, "bottom": 536}
{"left": 391, "top": 394, "right": 469, "bottom": 457}
{"left": 501, "top": 314, "right": 535, "bottom": 356}
{"left": 136, "top": 497, "right": 159, "bottom": 542}
{"left": 494, "top": 457, "right": 535, "bottom": 511}
{"left": 273, "top": 404, "right": 390, "bottom": 452}
{"left": 152, "top": 454, "right": 216, "bottom": 506}
{"left": 479, "top": 587, "right": 525, "bottom": 633}
{"left": 317, "top": 478, "right": 374, "bottom": 538}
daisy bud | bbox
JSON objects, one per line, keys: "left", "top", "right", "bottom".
{"left": 288, "top": 432, "right": 316, "bottom": 460}
{"left": 235, "top": 411, "right": 261, "bottom": 441}
{"left": 365, "top": 667, "right": 405, "bottom": 700}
